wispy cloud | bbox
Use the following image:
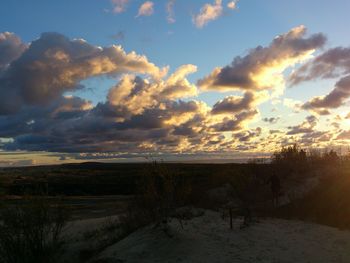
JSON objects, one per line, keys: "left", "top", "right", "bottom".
{"left": 166, "top": 0, "right": 176, "bottom": 23}
{"left": 110, "top": 0, "right": 130, "bottom": 14}
{"left": 110, "top": 30, "right": 125, "bottom": 41}
{"left": 137, "top": 1, "right": 154, "bottom": 17}
{"left": 193, "top": 0, "right": 223, "bottom": 28}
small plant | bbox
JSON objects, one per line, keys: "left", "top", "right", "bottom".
{"left": 0, "top": 196, "right": 69, "bottom": 263}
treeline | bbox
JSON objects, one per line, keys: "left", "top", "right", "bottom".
{"left": 271, "top": 144, "right": 346, "bottom": 176}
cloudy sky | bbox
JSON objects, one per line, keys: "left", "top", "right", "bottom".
{"left": 1, "top": 0, "right": 350, "bottom": 166}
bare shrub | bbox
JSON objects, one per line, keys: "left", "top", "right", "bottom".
{"left": 141, "top": 161, "right": 191, "bottom": 222}
{"left": 121, "top": 161, "right": 191, "bottom": 235}
{"left": 228, "top": 171, "right": 262, "bottom": 228}
{"left": 0, "top": 196, "right": 69, "bottom": 263}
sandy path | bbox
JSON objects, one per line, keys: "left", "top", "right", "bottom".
{"left": 96, "top": 210, "right": 350, "bottom": 263}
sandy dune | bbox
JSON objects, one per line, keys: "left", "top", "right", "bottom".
{"left": 94, "top": 210, "right": 350, "bottom": 263}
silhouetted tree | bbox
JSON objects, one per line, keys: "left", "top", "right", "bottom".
{"left": 272, "top": 144, "right": 308, "bottom": 176}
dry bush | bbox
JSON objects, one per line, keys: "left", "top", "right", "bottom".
{"left": 226, "top": 171, "right": 264, "bottom": 228}
{"left": 120, "top": 161, "right": 192, "bottom": 234}
{"left": 0, "top": 196, "right": 69, "bottom": 263}
{"left": 78, "top": 162, "right": 192, "bottom": 261}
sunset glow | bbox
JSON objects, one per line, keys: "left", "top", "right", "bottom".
{"left": 1, "top": 0, "right": 350, "bottom": 166}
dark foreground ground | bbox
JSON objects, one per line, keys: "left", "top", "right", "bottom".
{"left": 0, "top": 162, "right": 271, "bottom": 196}
{"left": 1, "top": 161, "right": 350, "bottom": 230}
{"left": 1, "top": 195, "right": 132, "bottom": 219}
{"left": 2, "top": 161, "right": 350, "bottom": 263}
{"left": 0, "top": 162, "right": 271, "bottom": 219}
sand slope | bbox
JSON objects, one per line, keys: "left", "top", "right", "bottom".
{"left": 95, "top": 210, "right": 350, "bottom": 263}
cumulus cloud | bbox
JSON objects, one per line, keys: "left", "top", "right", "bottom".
{"left": 210, "top": 109, "right": 258, "bottom": 132}
{"left": 0, "top": 32, "right": 167, "bottom": 114}
{"left": 212, "top": 92, "right": 255, "bottom": 115}
{"left": 0, "top": 32, "right": 27, "bottom": 72}
{"left": 299, "top": 130, "right": 331, "bottom": 145}
{"left": 0, "top": 31, "right": 211, "bottom": 153}
{"left": 0, "top": 29, "right": 337, "bottom": 156}
{"left": 137, "top": 1, "right": 154, "bottom": 17}
{"left": 287, "top": 115, "right": 317, "bottom": 135}
{"left": 287, "top": 45, "right": 350, "bottom": 114}
{"left": 211, "top": 91, "right": 267, "bottom": 115}
{"left": 198, "top": 26, "right": 326, "bottom": 96}
{"left": 289, "top": 47, "right": 350, "bottom": 86}
{"left": 105, "top": 64, "right": 198, "bottom": 116}
{"left": 193, "top": 0, "right": 223, "bottom": 28}
{"left": 233, "top": 127, "right": 262, "bottom": 142}
{"left": 111, "top": 0, "right": 130, "bottom": 13}
{"left": 0, "top": 29, "right": 271, "bottom": 154}
{"left": 302, "top": 75, "right": 350, "bottom": 113}
{"left": 166, "top": 0, "right": 176, "bottom": 23}
{"left": 3, "top": 97, "right": 211, "bottom": 153}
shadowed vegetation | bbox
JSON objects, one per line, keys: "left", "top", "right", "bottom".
{"left": 0, "top": 196, "right": 70, "bottom": 263}
{"left": 1, "top": 145, "right": 350, "bottom": 263}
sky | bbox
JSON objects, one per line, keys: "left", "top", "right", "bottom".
{"left": 1, "top": 0, "right": 350, "bottom": 166}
